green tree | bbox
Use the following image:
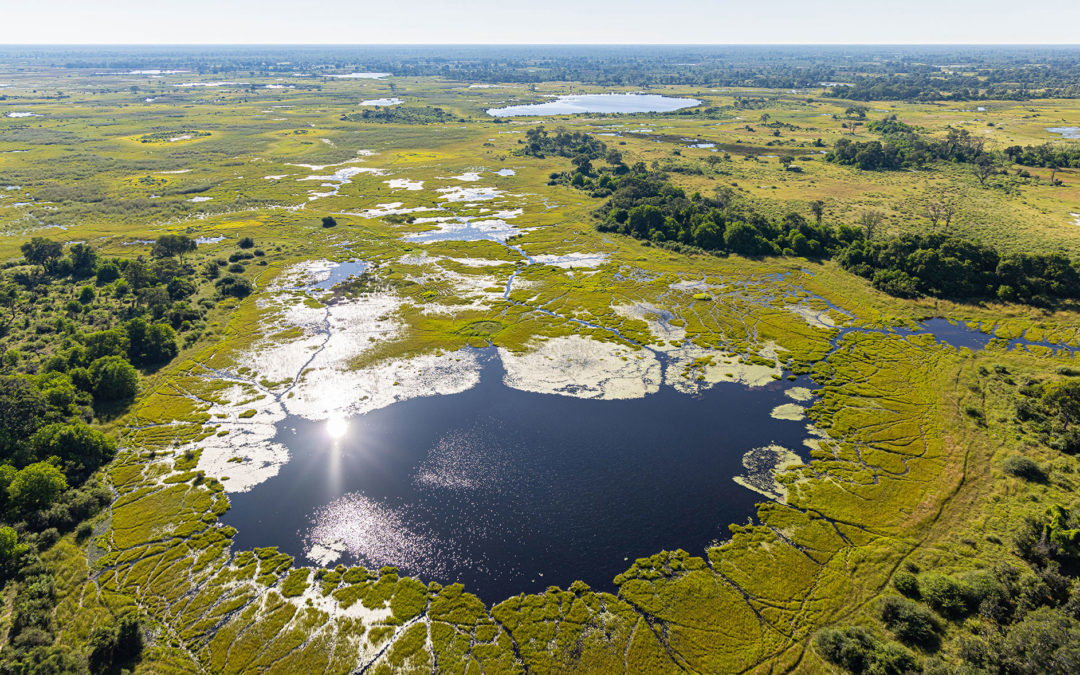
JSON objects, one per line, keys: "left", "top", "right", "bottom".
{"left": 20, "top": 237, "right": 63, "bottom": 271}
{"left": 627, "top": 205, "right": 664, "bottom": 239}
{"left": 321, "top": 216, "right": 337, "bottom": 228}
{"left": 122, "top": 258, "right": 156, "bottom": 291}
{"left": 0, "top": 376, "right": 48, "bottom": 459}
{"left": 88, "top": 356, "right": 139, "bottom": 403}
{"left": 125, "top": 318, "right": 178, "bottom": 366}
{"left": 151, "top": 234, "right": 197, "bottom": 263}
{"left": 8, "top": 461, "right": 68, "bottom": 511}
{"left": 216, "top": 275, "right": 253, "bottom": 298}
{"left": 68, "top": 243, "right": 99, "bottom": 278}
{"left": 0, "top": 525, "right": 26, "bottom": 562}
{"left": 31, "top": 423, "right": 115, "bottom": 477}
{"left": 83, "top": 328, "right": 129, "bottom": 361}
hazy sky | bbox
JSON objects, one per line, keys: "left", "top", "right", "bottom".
{"left": 2, "top": 0, "right": 1078, "bottom": 44}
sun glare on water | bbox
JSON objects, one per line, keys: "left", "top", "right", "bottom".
{"left": 326, "top": 416, "right": 348, "bottom": 440}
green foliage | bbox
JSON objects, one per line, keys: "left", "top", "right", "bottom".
{"left": 89, "top": 356, "right": 139, "bottom": 402}
{"left": 0, "top": 376, "right": 48, "bottom": 458}
{"left": 1002, "top": 455, "right": 1044, "bottom": 481}
{"left": 125, "top": 317, "right": 179, "bottom": 366}
{"left": 838, "top": 233, "right": 1080, "bottom": 303}
{"left": 1043, "top": 505, "right": 1080, "bottom": 557}
{"left": 30, "top": 423, "right": 115, "bottom": 479}
{"left": 815, "top": 626, "right": 919, "bottom": 674}
{"left": 137, "top": 129, "right": 209, "bottom": 143}
{"left": 893, "top": 571, "right": 920, "bottom": 599}
{"left": 88, "top": 614, "right": 144, "bottom": 673}
{"left": 920, "top": 573, "right": 974, "bottom": 619}
{"left": 996, "top": 606, "right": 1080, "bottom": 673}
{"left": 20, "top": 237, "right": 64, "bottom": 271}
{"left": 341, "top": 105, "right": 456, "bottom": 124}
{"left": 1006, "top": 143, "right": 1080, "bottom": 169}
{"left": 216, "top": 275, "right": 253, "bottom": 298}
{"left": 520, "top": 126, "right": 610, "bottom": 161}
{"left": 879, "top": 596, "right": 939, "bottom": 646}
{"left": 594, "top": 167, "right": 862, "bottom": 256}
{"left": 827, "top": 124, "right": 987, "bottom": 171}
{"left": 8, "top": 461, "right": 68, "bottom": 512}
{"left": 0, "top": 525, "right": 27, "bottom": 562}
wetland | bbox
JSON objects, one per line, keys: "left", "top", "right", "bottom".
{"left": 2, "top": 44, "right": 1080, "bottom": 675}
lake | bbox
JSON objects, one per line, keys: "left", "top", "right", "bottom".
{"left": 487, "top": 93, "right": 702, "bottom": 117}
{"left": 222, "top": 349, "right": 811, "bottom": 603}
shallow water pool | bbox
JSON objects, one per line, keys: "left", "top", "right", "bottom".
{"left": 222, "top": 351, "right": 812, "bottom": 602}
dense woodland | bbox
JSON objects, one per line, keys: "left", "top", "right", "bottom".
{"left": 0, "top": 234, "right": 263, "bottom": 672}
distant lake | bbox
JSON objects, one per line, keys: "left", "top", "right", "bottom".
{"left": 222, "top": 350, "right": 810, "bottom": 603}
{"left": 1047, "top": 126, "right": 1080, "bottom": 139}
{"left": 487, "top": 93, "right": 701, "bottom": 117}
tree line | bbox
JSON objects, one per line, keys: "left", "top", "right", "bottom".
{"left": 521, "top": 126, "right": 1080, "bottom": 307}
{"left": 0, "top": 232, "right": 264, "bottom": 672}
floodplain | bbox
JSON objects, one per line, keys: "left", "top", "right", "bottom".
{"left": 1, "top": 46, "right": 1080, "bottom": 673}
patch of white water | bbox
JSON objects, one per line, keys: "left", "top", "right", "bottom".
{"left": 384, "top": 178, "right": 424, "bottom": 190}
{"left": 436, "top": 186, "right": 503, "bottom": 202}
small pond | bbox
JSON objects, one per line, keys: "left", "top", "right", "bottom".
{"left": 1047, "top": 126, "right": 1080, "bottom": 139}
{"left": 223, "top": 351, "right": 812, "bottom": 602}
{"left": 487, "top": 93, "right": 701, "bottom": 117}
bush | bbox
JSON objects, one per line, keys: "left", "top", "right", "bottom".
{"left": 880, "top": 596, "right": 939, "bottom": 646}
{"left": 216, "top": 275, "right": 253, "bottom": 299}
{"left": 894, "top": 571, "right": 921, "bottom": 598}
{"left": 238, "top": 237, "right": 255, "bottom": 249}
{"left": 816, "top": 626, "right": 918, "bottom": 675}
{"left": 1003, "top": 455, "right": 1044, "bottom": 481}
{"left": 75, "top": 521, "right": 93, "bottom": 542}
{"left": 125, "top": 318, "right": 178, "bottom": 366}
{"left": 921, "top": 573, "right": 973, "bottom": 619}
{"left": 321, "top": 216, "right": 337, "bottom": 228}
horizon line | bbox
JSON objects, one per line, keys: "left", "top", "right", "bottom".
{"left": 2, "top": 42, "right": 1080, "bottom": 48}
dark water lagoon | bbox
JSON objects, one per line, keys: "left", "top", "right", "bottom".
{"left": 487, "top": 93, "right": 701, "bottom": 117}
{"left": 223, "top": 350, "right": 812, "bottom": 602}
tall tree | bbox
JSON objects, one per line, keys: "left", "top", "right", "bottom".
{"left": 20, "top": 237, "right": 63, "bottom": 271}
{"left": 151, "top": 235, "right": 197, "bottom": 264}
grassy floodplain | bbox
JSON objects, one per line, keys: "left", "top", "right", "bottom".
{"left": 1, "top": 49, "right": 1080, "bottom": 673}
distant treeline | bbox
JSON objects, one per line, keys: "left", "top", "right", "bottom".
{"left": 11, "top": 45, "right": 1080, "bottom": 99}
{"left": 520, "top": 126, "right": 1080, "bottom": 306}
{"left": 827, "top": 116, "right": 1080, "bottom": 174}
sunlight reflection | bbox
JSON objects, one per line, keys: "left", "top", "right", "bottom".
{"left": 326, "top": 415, "right": 348, "bottom": 440}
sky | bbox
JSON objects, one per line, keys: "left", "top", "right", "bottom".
{"left": 1, "top": 0, "right": 1079, "bottom": 45}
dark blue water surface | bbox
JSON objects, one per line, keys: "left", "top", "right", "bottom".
{"left": 223, "top": 352, "right": 811, "bottom": 603}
